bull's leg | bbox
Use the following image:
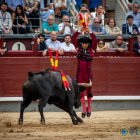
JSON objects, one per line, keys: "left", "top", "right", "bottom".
{"left": 68, "top": 109, "right": 79, "bottom": 125}
{"left": 38, "top": 99, "right": 46, "bottom": 125}
{"left": 18, "top": 99, "right": 31, "bottom": 125}
{"left": 54, "top": 103, "right": 78, "bottom": 125}
{"left": 73, "top": 110, "right": 84, "bottom": 123}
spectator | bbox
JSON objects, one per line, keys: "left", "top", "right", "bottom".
{"left": 53, "top": 0, "right": 68, "bottom": 17}
{"left": 67, "top": 0, "right": 78, "bottom": 16}
{"left": 42, "top": 15, "right": 59, "bottom": 34}
{"left": 0, "top": 2, "right": 12, "bottom": 34}
{"left": 60, "top": 34, "right": 76, "bottom": 52}
{"left": 126, "top": 3, "right": 140, "bottom": 27}
{"left": 12, "top": 5, "right": 28, "bottom": 34}
{"left": 122, "top": 15, "right": 138, "bottom": 35}
{"left": 96, "top": 39, "right": 108, "bottom": 52}
{"left": 76, "top": 4, "right": 92, "bottom": 28}
{"left": 5, "top": 0, "right": 24, "bottom": 13}
{"left": 133, "top": 34, "right": 140, "bottom": 55}
{"left": 45, "top": 31, "right": 63, "bottom": 54}
{"left": 58, "top": 15, "right": 75, "bottom": 35}
{"left": 39, "top": 0, "right": 54, "bottom": 22}
{"left": 37, "top": 33, "right": 48, "bottom": 56}
{"left": 24, "top": 0, "right": 40, "bottom": 33}
{"left": 105, "top": 18, "right": 122, "bottom": 35}
{"left": 89, "top": 17, "right": 106, "bottom": 35}
{"left": 109, "top": 35, "right": 128, "bottom": 52}
{"left": 90, "top": 5, "right": 105, "bottom": 26}
{"left": 128, "top": 0, "right": 140, "bottom": 10}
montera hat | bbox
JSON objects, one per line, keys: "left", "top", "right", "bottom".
{"left": 78, "top": 34, "right": 92, "bottom": 44}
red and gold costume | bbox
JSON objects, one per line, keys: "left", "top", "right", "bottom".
{"left": 72, "top": 31, "right": 97, "bottom": 117}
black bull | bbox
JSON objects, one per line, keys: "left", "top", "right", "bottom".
{"left": 18, "top": 69, "right": 86, "bottom": 125}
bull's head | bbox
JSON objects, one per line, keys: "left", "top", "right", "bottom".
{"left": 74, "top": 80, "right": 92, "bottom": 108}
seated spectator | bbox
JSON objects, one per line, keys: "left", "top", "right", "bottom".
{"left": 128, "top": 0, "right": 140, "bottom": 11}
{"left": 42, "top": 15, "right": 59, "bottom": 34}
{"left": 39, "top": 0, "right": 54, "bottom": 22}
{"left": 37, "top": 33, "right": 48, "bottom": 56}
{"left": 75, "top": 4, "right": 92, "bottom": 29}
{"left": 67, "top": 0, "right": 78, "bottom": 16}
{"left": 12, "top": 5, "right": 28, "bottom": 34}
{"left": 109, "top": 35, "right": 128, "bottom": 52}
{"left": 5, "top": 0, "right": 24, "bottom": 13}
{"left": 53, "top": 0, "right": 68, "bottom": 17}
{"left": 105, "top": 18, "right": 122, "bottom": 35}
{"left": 126, "top": 3, "right": 140, "bottom": 27}
{"left": 122, "top": 15, "right": 138, "bottom": 35}
{"left": 60, "top": 34, "right": 76, "bottom": 52}
{"left": 96, "top": 39, "right": 109, "bottom": 52}
{"left": 133, "top": 34, "right": 140, "bottom": 55}
{"left": 24, "top": 0, "right": 40, "bottom": 33}
{"left": 45, "top": 31, "right": 63, "bottom": 54}
{"left": 58, "top": 15, "right": 75, "bottom": 35}
{"left": 89, "top": 17, "right": 106, "bottom": 35}
{"left": 0, "top": 2, "right": 12, "bottom": 34}
{"left": 90, "top": 5, "right": 105, "bottom": 26}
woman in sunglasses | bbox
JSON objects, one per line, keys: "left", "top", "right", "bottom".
{"left": 96, "top": 39, "right": 109, "bottom": 52}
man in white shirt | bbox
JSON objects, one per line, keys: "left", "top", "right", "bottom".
{"left": 0, "top": 2, "right": 12, "bottom": 34}
{"left": 61, "top": 34, "right": 76, "bottom": 52}
{"left": 58, "top": 15, "right": 75, "bottom": 35}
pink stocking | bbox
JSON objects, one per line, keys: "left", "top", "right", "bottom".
{"left": 80, "top": 96, "right": 86, "bottom": 113}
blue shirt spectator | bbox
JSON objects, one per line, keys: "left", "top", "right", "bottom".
{"left": 89, "top": 17, "right": 106, "bottom": 34}
{"left": 126, "top": 3, "right": 140, "bottom": 27}
{"left": 40, "top": 0, "right": 54, "bottom": 22}
{"left": 5, "top": 0, "right": 24, "bottom": 12}
{"left": 45, "top": 31, "right": 62, "bottom": 52}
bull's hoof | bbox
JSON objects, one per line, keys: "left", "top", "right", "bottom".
{"left": 77, "top": 117, "right": 84, "bottom": 123}
{"left": 40, "top": 119, "right": 45, "bottom": 125}
{"left": 18, "top": 118, "right": 23, "bottom": 125}
{"left": 73, "top": 120, "right": 78, "bottom": 125}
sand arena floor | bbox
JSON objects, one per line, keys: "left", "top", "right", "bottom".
{"left": 0, "top": 110, "right": 140, "bottom": 140}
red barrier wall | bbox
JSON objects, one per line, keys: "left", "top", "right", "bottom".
{"left": 0, "top": 57, "right": 140, "bottom": 97}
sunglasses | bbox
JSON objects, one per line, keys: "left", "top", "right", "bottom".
{"left": 48, "top": 19, "right": 54, "bottom": 21}
{"left": 95, "top": 22, "right": 99, "bottom": 23}
{"left": 99, "top": 42, "right": 104, "bottom": 44}
{"left": 65, "top": 20, "right": 70, "bottom": 22}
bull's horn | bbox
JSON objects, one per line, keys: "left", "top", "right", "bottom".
{"left": 78, "top": 80, "right": 92, "bottom": 87}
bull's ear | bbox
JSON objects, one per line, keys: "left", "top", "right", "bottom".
{"left": 79, "top": 85, "right": 86, "bottom": 93}
{"left": 28, "top": 72, "right": 34, "bottom": 78}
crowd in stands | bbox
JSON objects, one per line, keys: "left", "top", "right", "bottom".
{"left": 0, "top": 0, "right": 140, "bottom": 56}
